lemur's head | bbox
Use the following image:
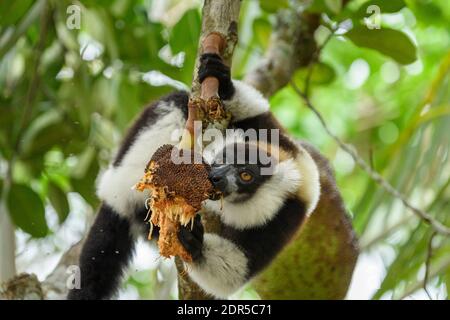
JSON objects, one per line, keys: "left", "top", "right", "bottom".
{"left": 208, "top": 142, "right": 276, "bottom": 203}
{"left": 204, "top": 139, "right": 321, "bottom": 230}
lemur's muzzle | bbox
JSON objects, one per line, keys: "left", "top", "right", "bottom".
{"left": 209, "top": 165, "right": 231, "bottom": 195}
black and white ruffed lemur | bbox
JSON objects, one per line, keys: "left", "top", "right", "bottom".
{"left": 67, "top": 54, "right": 323, "bottom": 300}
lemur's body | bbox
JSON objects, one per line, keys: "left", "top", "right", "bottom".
{"left": 68, "top": 55, "right": 320, "bottom": 300}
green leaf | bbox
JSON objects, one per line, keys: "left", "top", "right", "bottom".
{"left": 293, "top": 62, "right": 336, "bottom": 86}
{"left": 259, "top": 0, "right": 289, "bottom": 13}
{"left": 47, "top": 181, "right": 70, "bottom": 224}
{"left": 20, "top": 110, "right": 75, "bottom": 160}
{"left": 0, "top": 0, "right": 33, "bottom": 27}
{"left": 307, "top": 0, "right": 339, "bottom": 15}
{"left": 345, "top": 26, "right": 417, "bottom": 65}
{"left": 354, "top": 0, "right": 406, "bottom": 18}
{"left": 7, "top": 183, "right": 48, "bottom": 238}
{"left": 252, "top": 18, "right": 271, "bottom": 49}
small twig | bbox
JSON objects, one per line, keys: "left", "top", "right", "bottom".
{"left": 424, "top": 231, "right": 437, "bottom": 299}
{"left": 361, "top": 179, "right": 450, "bottom": 249}
{"left": 290, "top": 81, "right": 450, "bottom": 236}
{"left": 399, "top": 253, "right": 450, "bottom": 299}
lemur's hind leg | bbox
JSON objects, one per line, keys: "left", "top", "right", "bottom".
{"left": 67, "top": 204, "right": 135, "bottom": 300}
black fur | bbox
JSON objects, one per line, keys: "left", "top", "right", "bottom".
{"left": 233, "top": 163, "right": 271, "bottom": 200}
{"left": 209, "top": 142, "right": 274, "bottom": 202}
{"left": 198, "top": 53, "right": 235, "bottom": 100}
{"left": 198, "top": 52, "right": 299, "bottom": 156}
{"left": 222, "top": 197, "right": 307, "bottom": 277}
{"left": 233, "top": 112, "right": 299, "bottom": 156}
{"left": 113, "top": 91, "right": 189, "bottom": 167}
{"left": 177, "top": 215, "right": 204, "bottom": 261}
{"left": 67, "top": 204, "right": 135, "bottom": 300}
{"left": 210, "top": 160, "right": 272, "bottom": 201}
{"left": 70, "top": 54, "right": 304, "bottom": 299}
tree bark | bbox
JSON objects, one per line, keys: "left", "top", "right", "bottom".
{"left": 244, "top": 10, "right": 319, "bottom": 97}
{"left": 175, "top": 0, "right": 241, "bottom": 300}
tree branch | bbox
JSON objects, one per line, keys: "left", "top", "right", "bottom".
{"left": 175, "top": 0, "right": 241, "bottom": 300}
{"left": 244, "top": 10, "right": 319, "bottom": 97}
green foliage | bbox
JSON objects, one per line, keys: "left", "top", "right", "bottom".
{"left": 345, "top": 26, "right": 417, "bottom": 65}
{"left": 0, "top": 1, "right": 34, "bottom": 26}
{"left": 259, "top": 0, "right": 289, "bottom": 13}
{"left": 307, "top": 0, "right": 343, "bottom": 15}
{"left": 7, "top": 183, "right": 48, "bottom": 238}
{"left": 47, "top": 180, "right": 70, "bottom": 224}
{"left": 293, "top": 62, "right": 336, "bottom": 86}
{"left": 252, "top": 18, "right": 271, "bottom": 49}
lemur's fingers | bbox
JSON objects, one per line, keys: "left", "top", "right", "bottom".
{"left": 178, "top": 215, "right": 204, "bottom": 261}
{"left": 191, "top": 214, "right": 204, "bottom": 243}
{"left": 178, "top": 226, "right": 203, "bottom": 261}
{"left": 198, "top": 53, "right": 234, "bottom": 100}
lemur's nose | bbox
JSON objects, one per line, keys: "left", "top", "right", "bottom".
{"left": 209, "top": 166, "right": 229, "bottom": 192}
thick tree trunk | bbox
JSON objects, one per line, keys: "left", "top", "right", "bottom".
{"left": 175, "top": 0, "right": 241, "bottom": 300}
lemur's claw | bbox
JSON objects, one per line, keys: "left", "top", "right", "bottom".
{"left": 178, "top": 215, "right": 204, "bottom": 262}
{"left": 198, "top": 53, "right": 234, "bottom": 100}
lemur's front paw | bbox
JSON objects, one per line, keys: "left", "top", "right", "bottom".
{"left": 198, "top": 53, "right": 234, "bottom": 100}
{"left": 178, "top": 214, "right": 204, "bottom": 262}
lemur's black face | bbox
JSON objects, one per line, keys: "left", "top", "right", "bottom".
{"left": 209, "top": 142, "right": 275, "bottom": 203}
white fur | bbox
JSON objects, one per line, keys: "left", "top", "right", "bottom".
{"left": 204, "top": 159, "right": 301, "bottom": 230}
{"left": 96, "top": 79, "right": 270, "bottom": 218}
{"left": 187, "top": 233, "right": 248, "bottom": 298}
{"left": 96, "top": 103, "right": 186, "bottom": 218}
{"left": 225, "top": 80, "right": 270, "bottom": 122}
{"left": 296, "top": 147, "right": 321, "bottom": 217}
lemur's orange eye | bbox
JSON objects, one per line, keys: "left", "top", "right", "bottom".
{"left": 239, "top": 171, "right": 253, "bottom": 182}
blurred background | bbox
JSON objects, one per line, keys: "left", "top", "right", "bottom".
{"left": 0, "top": 0, "right": 449, "bottom": 299}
